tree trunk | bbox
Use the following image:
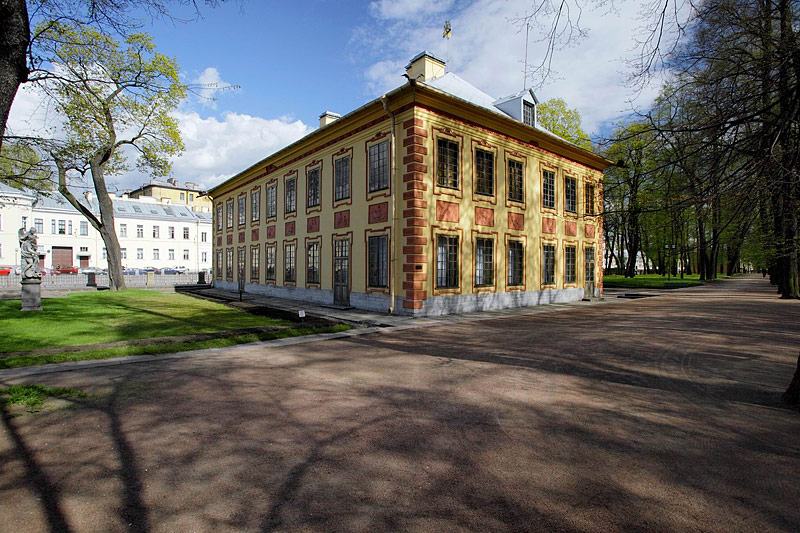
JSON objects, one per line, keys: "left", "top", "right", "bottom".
{"left": 0, "top": 0, "right": 30, "bottom": 152}
{"left": 782, "top": 352, "right": 800, "bottom": 406}
{"left": 90, "top": 152, "right": 126, "bottom": 290}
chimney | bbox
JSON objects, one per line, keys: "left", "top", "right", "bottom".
{"left": 84, "top": 191, "right": 93, "bottom": 202}
{"left": 319, "top": 111, "right": 341, "bottom": 128}
{"left": 405, "top": 51, "right": 446, "bottom": 83}
{"left": 185, "top": 181, "right": 199, "bottom": 190}
{"left": 167, "top": 177, "right": 178, "bottom": 186}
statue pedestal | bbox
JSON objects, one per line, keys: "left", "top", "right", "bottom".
{"left": 21, "top": 278, "right": 43, "bottom": 311}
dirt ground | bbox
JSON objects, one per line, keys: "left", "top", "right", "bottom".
{"left": 0, "top": 275, "right": 798, "bottom": 532}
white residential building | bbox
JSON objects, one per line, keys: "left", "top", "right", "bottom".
{"left": 0, "top": 183, "right": 212, "bottom": 271}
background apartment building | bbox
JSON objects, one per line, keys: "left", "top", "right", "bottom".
{"left": 209, "top": 52, "right": 612, "bottom": 316}
{"left": 127, "top": 178, "right": 212, "bottom": 213}
{"left": 0, "top": 183, "right": 212, "bottom": 272}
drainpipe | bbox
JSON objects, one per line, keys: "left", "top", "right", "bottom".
{"left": 380, "top": 94, "right": 397, "bottom": 314}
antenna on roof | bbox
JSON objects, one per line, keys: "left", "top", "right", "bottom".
{"left": 523, "top": 12, "right": 530, "bottom": 90}
{"left": 443, "top": 20, "right": 451, "bottom": 70}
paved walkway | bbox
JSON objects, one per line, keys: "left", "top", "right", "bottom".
{"left": 1, "top": 275, "right": 798, "bottom": 532}
{"left": 0, "top": 287, "right": 623, "bottom": 380}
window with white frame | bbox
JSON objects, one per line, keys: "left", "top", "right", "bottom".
{"left": 216, "top": 250, "right": 223, "bottom": 278}
{"left": 153, "top": 249, "right": 160, "bottom": 260}
{"left": 565, "top": 246, "right": 576, "bottom": 283}
{"left": 565, "top": 177, "right": 577, "bottom": 213}
{"left": 79, "top": 220, "right": 87, "bottom": 236}
{"left": 183, "top": 249, "right": 189, "bottom": 260}
{"left": 585, "top": 247, "right": 595, "bottom": 282}
{"left": 137, "top": 248, "right": 143, "bottom": 259}
{"left": 153, "top": 226, "right": 160, "bottom": 239}
{"left": 368, "top": 140, "right": 389, "bottom": 192}
{"left": 542, "top": 170, "right": 556, "bottom": 209}
{"left": 201, "top": 251, "right": 208, "bottom": 263}
{"left": 475, "top": 149, "right": 494, "bottom": 196}
{"left": 119, "top": 223, "right": 127, "bottom": 237}
{"left": 251, "top": 246, "right": 260, "bottom": 281}
{"left": 226, "top": 200, "right": 234, "bottom": 228}
{"left": 183, "top": 227, "right": 189, "bottom": 239}
{"left": 137, "top": 225, "right": 144, "bottom": 238}
{"left": 523, "top": 101, "right": 535, "bottom": 126}
{"left": 168, "top": 249, "right": 175, "bottom": 260}
{"left": 368, "top": 235, "right": 388, "bottom": 287}
{"left": 265, "top": 244, "right": 276, "bottom": 281}
{"left": 307, "top": 168, "right": 320, "bottom": 208}
{"left": 585, "top": 183, "right": 596, "bottom": 215}
{"left": 543, "top": 244, "right": 556, "bottom": 285}
{"left": 201, "top": 232, "right": 207, "bottom": 243}
{"left": 475, "top": 238, "right": 494, "bottom": 286}
{"left": 437, "top": 138, "right": 459, "bottom": 188}
{"left": 508, "top": 159, "right": 524, "bottom": 202}
{"left": 508, "top": 241, "right": 524, "bottom": 286}
{"left": 34, "top": 218, "right": 43, "bottom": 233}
{"left": 251, "top": 189, "right": 260, "bottom": 222}
{"left": 284, "top": 242, "right": 296, "bottom": 282}
{"left": 216, "top": 204, "right": 223, "bottom": 230}
{"left": 168, "top": 226, "right": 175, "bottom": 239}
{"left": 306, "top": 242, "right": 320, "bottom": 283}
{"left": 226, "top": 248, "right": 233, "bottom": 278}
{"left": 121, "top": 248, "right": 127, "bottom": 259}
{"left": 436, "top": 235, "right": 459, "bottom": 289}
{"left": 267, "top": 184, "right": 277, "bottom": 218}
{"left": 238, "top": 196, "right": 246, "bottom": 225}
{"left": 58, "top": 220, "right": 66, "bottom": 234}
{"left": 285, "top": 178, "right": 296, "bottom": 214}
{"left": 237, "top": 248, "right": 246, "bottom": 278}
{"left": 334, "top": 155, "right": 351, "bottom": 201}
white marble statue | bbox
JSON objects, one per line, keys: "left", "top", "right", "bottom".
{"left": 18, "top": 227, "right": 41, "bottom": 280}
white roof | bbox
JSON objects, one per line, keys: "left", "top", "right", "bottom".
{"left": 423, "top": 73, "right": 510, "bottom": 117}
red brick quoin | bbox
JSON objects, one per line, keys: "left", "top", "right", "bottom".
{"left": 402, "top": 117, "right": 429, "bottom": 312}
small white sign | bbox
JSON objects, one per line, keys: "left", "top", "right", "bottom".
{"left": 298, "top": 310, "right": 306, "bottom": 318}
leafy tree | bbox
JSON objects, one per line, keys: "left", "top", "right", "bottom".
{"left": 41, "top": 23, "right": 186, "bottom": 290}
{"left": 536, "top": 97, "right": 592, "bottom": 150}
{"left": 0, "top": 140, "right": 53, "bottom": 192}
{"left": 0, "top": 0, "right": 222, "bottom": 155}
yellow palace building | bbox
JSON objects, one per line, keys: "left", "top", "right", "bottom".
{"left": 208, "top": 52, "right": 612, "bottom": 316}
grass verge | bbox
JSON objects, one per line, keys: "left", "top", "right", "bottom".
{"left": 0, "top": 289, "right": 292, "bottom": 352}
{"left": 0, "top": 324, "right": 351, "bottom": 370}
{"left": 0, "top": 384, "right": 87, "bottom": 409}
{"left": 603, "top": 274, "right": 728, "bottom": 289}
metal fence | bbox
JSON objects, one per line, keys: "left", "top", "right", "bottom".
{"left": 0, "top": 273, "right": 203, "bottom": 288}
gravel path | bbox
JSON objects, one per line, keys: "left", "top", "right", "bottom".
{"left": 0, "top": 275, "right": 798, "bottom": 532}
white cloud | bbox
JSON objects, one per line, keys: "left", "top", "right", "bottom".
{"left": 191, "top": 67, "right": 237, "bottom": 109}
{"left": 6, "top": 82, "right": 62, "bottom": 139}
{"left": 368, "top": 0, "right": 454, "bottom": 20}
{"left": 7, "top": 79, "right": 312, "bottom": 193}
{"left": 353, "top": 0, "right": 664, "bottom": 138}
{"left": 165, "top": 110, "right": 311, "bottom": 191}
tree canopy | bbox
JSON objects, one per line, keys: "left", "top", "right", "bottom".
{"left": 40, "top": 23, "right": 186, "bottom": 290}
{"left": 536, "top": 97, "right": 592, "bottom": 150}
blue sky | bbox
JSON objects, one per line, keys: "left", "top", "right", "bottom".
{"left": 9, "top": 0, "right": 666, "bottom": 192}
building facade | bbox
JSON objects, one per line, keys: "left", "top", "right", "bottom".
{"left": 0, "top": 183, "right": 212, "bottom": 272}
{"left": 209, "top": 52, "right": 612, "bottom": 316}
{"left": 127, "top": 178, "right": 211, "bottom": 213}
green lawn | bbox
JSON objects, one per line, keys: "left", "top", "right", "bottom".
{"left": 603, "top": 273, "right": 728, "bottom": 289}
{"left": 0, "top": 289, "right": 331, "bottom": 353}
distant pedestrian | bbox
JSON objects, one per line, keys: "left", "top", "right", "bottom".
{"left": 762, "top": 269, "right": 767, "bottom": 278}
